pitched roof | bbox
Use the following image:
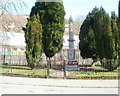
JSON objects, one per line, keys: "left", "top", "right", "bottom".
{"left": 0, "top": 11, "right": 28, "bottom": 33}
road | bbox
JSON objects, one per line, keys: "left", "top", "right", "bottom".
{"left": 0, "top": 76, "right": 119, "bottom": 94}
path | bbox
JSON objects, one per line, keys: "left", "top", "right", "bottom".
{"left": 0, "top": 76, "right": 119, "bottom": 94}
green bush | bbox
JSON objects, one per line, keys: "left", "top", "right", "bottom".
{"left": 101, "top": 59, "right": 120, "bottom": 71}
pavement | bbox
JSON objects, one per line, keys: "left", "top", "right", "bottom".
{"left": 0, "top": 76, "right": 119, "bottom": 94}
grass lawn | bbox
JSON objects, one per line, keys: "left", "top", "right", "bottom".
{"left": 67, "top": 66, "right": 118, "bottom": 79}
{"left": 67, "top": 71, "right": 118, "bottom": 79}
{"left": 0, "top": 65, "right": 47, "bottom": 77}
{"left": 0, "top": 65, "right": 119, "bottom": 79}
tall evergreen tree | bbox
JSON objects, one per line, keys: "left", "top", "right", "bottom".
{"left": 117, "top": 0, "right": 120, "bottom": 59}
{"left": 111, "top": 11, "right": 119, "bottom": 59}
{"left": 93, "top": 7, "right": 115, "bottom": 59}
{"left": 30, "top": 1, "right": 65, "bottom": 59}
{"left": 93, "top": 8, "right": 118, "bottom": 71}
{"left": 79, "top": 7, "right": 119, "bottom": 71}
{"left": 41, "top": 2, "right": 65, "bottom": 59}
{"left": 30, "top": 1, "right": 65, "bottom": 77}
{"left": 23, "top": 14, "right": 42, "bottom": 69}
{"left": 79, "top": 12, "right": 97, "bottom": 59}
{"left": 79, "top": 7, "right": 100, "bottom": 60}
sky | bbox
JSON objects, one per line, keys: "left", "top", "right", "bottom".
{"left": 2, "top": 0, "right": 119, "bottom": 19}
{"left": 0, "top": 0, "right": 119, "bottom": 47}
{"left": 17, "top": 0, "right": 118, "bottom": 19}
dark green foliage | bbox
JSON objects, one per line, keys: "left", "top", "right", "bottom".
{"left": 117, "top": 0, "right": 120, "bottom": 59}
{"left": 79, "top": 7, "right": 119, "bottom": 71}
{"left": 29, "top": 1, "right": 65, "bottom": 78}
{"left": 111, "top": 11, "right": 119, "bottom": 59}
{"left": 23, "top": 14, "right": 42, "bottom": 69}
{"left": 42, "top": 2, "right": 65, "bottom": 58}
{"left": 30, "top": 1, "right": 65, "bottom": 58}
{"left": 101, "top": 59, "right": 119, "bottom": 71}
{"left": 93, "top": 7, "right": 115, "bottom": 59}
{"left": 117, "top": 18, "right": 120, "bottom": 59}
{"left": 79, "top": 7, "right": 98, "bottom": 59}
{"left": 79, "top": 19, "right": 97, "bottom": 59}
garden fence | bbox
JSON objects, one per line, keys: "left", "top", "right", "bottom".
{"left": 0, "top": 54, "right": 119, "bottom": 79}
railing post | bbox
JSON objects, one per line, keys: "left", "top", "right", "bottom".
{"left": 63, "top": 59, "right": 66, "bottom": 79}
{"left": 47, "top": 60, "right": 50, "bottom": 79}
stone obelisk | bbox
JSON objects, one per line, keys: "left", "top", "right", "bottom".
{"left": 66, "top": 15, "right": 79, "bottom": 71}
{"left": 68, "top": 15, "right": 75, "bottom": 61}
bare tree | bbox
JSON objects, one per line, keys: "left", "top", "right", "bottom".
{"left": 0, "top": 0, "right": 27, "bottom": 16}
{"left": 0, "top": 0, "right": 27, "bottom": 64}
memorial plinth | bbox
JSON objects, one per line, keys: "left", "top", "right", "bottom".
{"left": 66, "top": 61, "right": 79, "bottom": 71}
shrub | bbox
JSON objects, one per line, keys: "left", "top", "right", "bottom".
{"left": 101, "top": 58, "right": 120, "bottom": 71}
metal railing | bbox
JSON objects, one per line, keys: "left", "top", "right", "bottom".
{"left": 0, "top": 54, "right": 119, "bottom": 79}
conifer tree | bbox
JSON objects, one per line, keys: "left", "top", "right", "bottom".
{"left": 23, "top": 14, "right": 42, "bottom": 69}
{"left": 93, "top": 7, "right": 115, "bottom": 59}
{"left": 117, "top": 0, "right": 120, "bottom": 59}
{"left": 30, "top": 1, "right": 65, "bottom": 77}
{"left": 79, "top": 7, "right": 119, "bottom": 71}
{"left": 111, "top": 11, "right": 119, "bottom": 59}
{"left": 79, "top": 13, "right": 97, "bottom": 59}
{"left": 30, "top": 1, "right": 65, "bottom": 59}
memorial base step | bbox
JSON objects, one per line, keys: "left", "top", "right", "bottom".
{"left": 66, "top": 65, "right": 79, "bottom": 71}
